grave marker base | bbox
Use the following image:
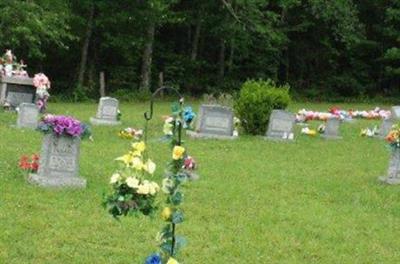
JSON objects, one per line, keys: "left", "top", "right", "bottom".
{"left": 28, "top": 173, "right": 87, "bottom": 188}
{"left": 90, "top": 117, "right": 121, "bottom": 126}
{"left": 186, "top": 130, "right": 237, "bottom": 140}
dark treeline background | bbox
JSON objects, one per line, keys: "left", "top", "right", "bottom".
{"left": 0, "top": 0, "right": 399, "bottom": 100}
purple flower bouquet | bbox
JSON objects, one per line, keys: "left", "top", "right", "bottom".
{"left": 37, "top": 115, "right": 91, "bottom": 139}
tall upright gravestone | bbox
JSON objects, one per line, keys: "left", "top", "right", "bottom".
{"left": 0, "top": 76, "right": 36, "bottom": 109}
{"left": 376, "top": 118, "right": 394, "bottom": 139}
{"left": 29, "top": 134, "right": 86, "bottom": 188}
{"left": 391, "top": 106, "right": 400, "bottom": 120}
{"left": 187, "top": 104, "right": 236, "bottom": 139}
{"left": 90, "top": 97, "right": 121, "bottom": 125}
{"left": 379, "top": 148, "right": 400, "bottom": 185}
{"left": 321, "top": 117, "right": 342, "bottom": 139}
{"left": 265, "top": 110, "right": 295, "bottom": 141}
{"left": 17, "top": 103, "right": 39, "bottom": 129}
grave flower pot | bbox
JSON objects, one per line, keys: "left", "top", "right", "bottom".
{"left": 379, "top": 148, "right": 400, "bottom": 185}
{"left": 28, "top": 133, "right": 87, "bottom": 188}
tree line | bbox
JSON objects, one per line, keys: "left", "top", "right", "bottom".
{"left": 0, "top": 0, "right": 399, "bottom": 100}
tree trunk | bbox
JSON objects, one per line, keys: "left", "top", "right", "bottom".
{"left": 77, "top": 3, "right": 95, "bottom": 89}
{"left": 140, "top": 21, "right": 156, "bottom": 91}
{"left": 227, "top": 39, "right": 234, "bottom": 72}
{"left": 218, "top": 39, "right": 226, "bottom": 80}
{"left": 191, "top": 17, "right": 201, "bottom": 61}
{"left": 99, "top": 72, "right": 105, "bottom": 97}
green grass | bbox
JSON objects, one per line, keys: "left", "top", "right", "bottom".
{"left": 1, "top": 101, "right": 400, "bottom": 263}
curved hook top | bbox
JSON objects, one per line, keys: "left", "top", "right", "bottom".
{"left": 144, "top": 86, "right": 184, "bottom": 121}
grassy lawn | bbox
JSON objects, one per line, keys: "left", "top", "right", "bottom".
{"left": 1, "top": 101, "right": 400, "bottom": 263}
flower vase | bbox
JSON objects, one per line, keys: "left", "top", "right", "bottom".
{"left": 379, "top": 148, "right": 400, "bottom": 185}
{"left": 28, "top": 133, "right": 86, "bottom": 188}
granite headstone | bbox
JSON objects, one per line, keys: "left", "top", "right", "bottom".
{"left": 90, "top": 97, "right": 121, "bottom": 125}
{"left": 17, "top": 103, "right": 39, "bottom": 129}
{"left": 379, "top": 148, "right": 400, "bottom": 185}
{"left": 28, "top": 134, "right": 86, "bottom": 188}
{"left": 265, "top": 110, "right": 295, "bottom": 140}
{"left": 321, "top": 117, "right": 342, "bottom": 139}
{"left": 187, "top": 104, "right": 235, "bottom": 139}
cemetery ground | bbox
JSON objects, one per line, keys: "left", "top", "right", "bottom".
{"left": 1, "top": 101, "right": 400, "bottom": 263}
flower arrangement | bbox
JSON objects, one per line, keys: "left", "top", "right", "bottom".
{"left": 104, "top": 141, "right": 160, "bottom": 217}
{"left": 386, "top": 125, "right": 400, "bottom": 148}
{"left": 37, "top": 115, "right": 91, "bottom": 139}
{"left": 33, "top": 73, "right": 51, "bottom": 112}
{"left": 296, "top": 107, "right": 391, "bottom": 123}
{"left": 182, "top": 106, "right": 196, "bottom": 129}
{"left": 360, "top": 126, "right": 378, "bottom": 137}
{"left": 301, "top": 127, "right": 317, "bottom": 136}
{"left": 118, "top": 127, "right": 143, "bottom": 140}
{"left": 0, "top": 50, "right": 28, "bottom": 77}
{"left": 19, "top": 154, "right": 39, "bottom": 173}
{"left": 145, "top": 101, "right": 198, "bottom": 263}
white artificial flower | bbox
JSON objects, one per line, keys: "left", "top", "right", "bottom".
{"left": 162, "top": 178, "right": 174, "bottom": 194}
{"left": 110, "top": 173, "right": 121, "bottom": 184}
{"left": 126, "top": 177, "right": 139, "bottom": 188}
{"left": 144, "top": 159, "right": 156, "bottom": 174}
{"left": 137, "top": 180, "right": 150, "bottom": 195}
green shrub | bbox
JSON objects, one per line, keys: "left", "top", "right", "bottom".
{"left": 234, "top": 79, "right": 291, "bottom": 135}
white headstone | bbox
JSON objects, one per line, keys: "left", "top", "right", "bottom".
{"left": 90, "top": 97, "right": 121, "bottom": 125}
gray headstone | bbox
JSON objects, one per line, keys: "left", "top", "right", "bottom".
{"left": 376, "top": 118, "right": 394, "bottom": 139}
{"left": 0, "top": 76, "right": 35, "bottom": 109}
{"left": 90, "top": 97, "right": 121, "bottom": 125}
{"left": 17, "top": 103, "right": 39, "bottom": 129}
{"left": 379, "top": 149, "right": 400, "bottom": 185}
{"left": 265, "top": 110, "right": 295, "bottom": 140}
{"left": 6, "top": 85, "right": 36, "bottom": 108}
{"left": 321, "top": 118, "right": 342, "bottom": 139}
{"left": 28, "top": 134, "right": 86, "bottom": 188}
{"left": 391, "top": 106, "right": 400, "bottom": 120}
{"left": 198, "top": 105, "right": 234, "bottom": 136}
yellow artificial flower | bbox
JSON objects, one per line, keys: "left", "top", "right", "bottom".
{"left": 109, "top": 173, "right": 121, "bottom": 184}
{"left": 172, "top": 146, "right": 185, "bottom": 160}
{"left": 161, "top": 207, "right": 173, "bottom": 221}
{"left": 115, "top": 154, "right": 134, "bottom": 166}
{"left": 132, "top": 141, "right": 146, "bottom": 153}
{"left": 143, "top": 159, "right": 156, "bottom": 174}
{"left": 166, "top": 257, "right": 179, "bottom": 264}
{"left": 126, "top": 177, "right": 139, "bottom": 188}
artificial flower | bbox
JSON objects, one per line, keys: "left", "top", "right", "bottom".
{"left": 166, "top": 257, "right": 179, "bottom": 264}
{"left": 110, "top": 173, "right": 121, "bottom": 184}
{"left": 137, "top": 181, "right": 151, "bottom": 195}
{"left": 183, "top": 156, "right": 196, "bottom": 170}
{"left": 162, "top": 178, "right": 174, "bottom": 194}
{"left": 131, "top": 157, "right": 144, "bottom": 170}
{"left": 115, "top": 154, "right": 134, "bottom": 166}
{"left": 144, "top": 159, "right": 156, "bottom": 174}
{"left": 172, "top": 146, "right": 185, "bottom": 160}
{"left": 126, "top": 177, "right": 139, "bottom": 188}
{"left": 163, "top": 122, "right": 173, "bottom": 136}
{"left": 145, "top": 253, "right": 162, "bottom": 264}
{"left": 161, "top": 207, "right": 173, "bottom": 221}
{"left": 149, "top": 182, "right": 160, "bottom": 195}
{"left": 132, "top": 141, "right": 146, "bottom": 153}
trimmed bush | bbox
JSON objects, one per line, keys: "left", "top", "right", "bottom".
{"left": 234, "top": 79, "right": 291, "bottom": 135}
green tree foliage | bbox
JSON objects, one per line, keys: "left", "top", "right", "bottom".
{"left": 0, "top": 0, "right": 398, "bottom": 99}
